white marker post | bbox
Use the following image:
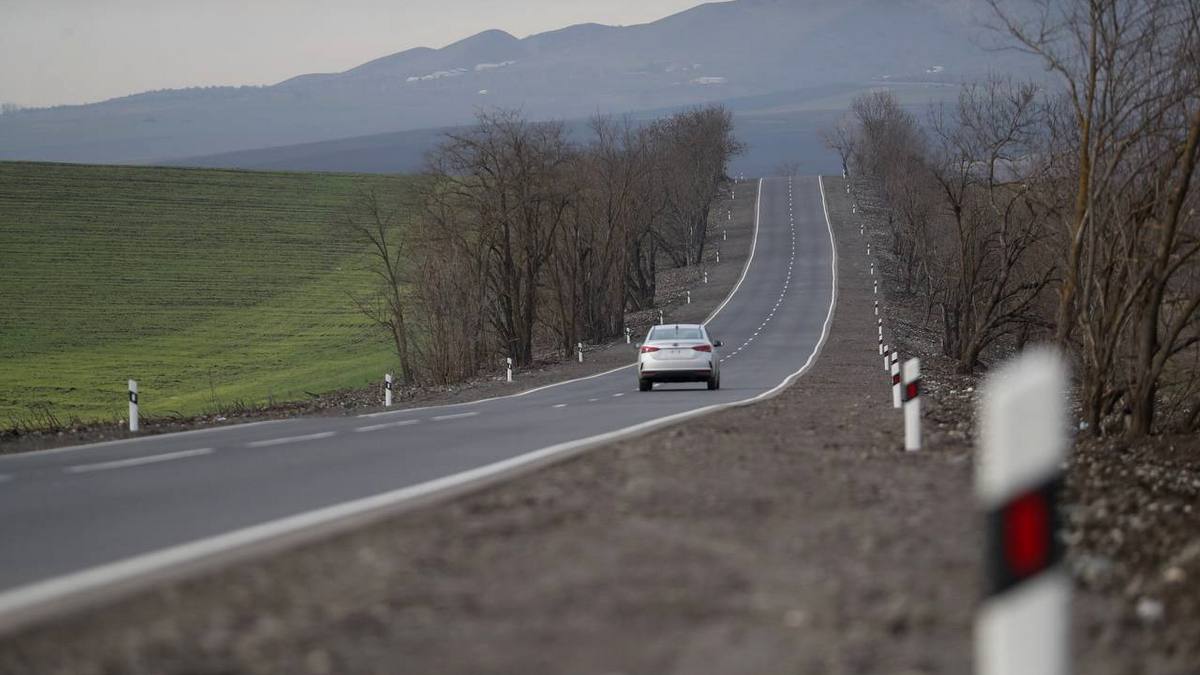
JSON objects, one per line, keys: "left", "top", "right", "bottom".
{"left": 127, "top": 379, "right": 139, "bottom": 433}
{"left": 577, "top": 342, "right": 584, "bottom": 363}
{"left": 891, "top": 352, "right": 901, "bottom": 408}
{"left": 659, "top": 310, "right": 664, "bottom": 325}
{"left": 874, "top": 280, "right": 878, "bottom": 295}
{"left": 704, "top": 270, "right": 709, "bottom": 284}
{"left": 506, "top": 357, "right": 513, "bottom": 383}
{"left": 883, "top": 344, "right": 890, "bottom": 372}
{"left": 384, "top": 373, "right": 394, "bottom": 407}
{"left": 624, "top": 328, "right": 631, "bottom": 345}
{"left": 976, "top": 350, "right": 1069, "bottom": 675}
{"left": 867, "top": 244, "right": 871, "bottom": 256}
{"left": 716, "top": 249, "right": 721, "bottom": 263}
{"left": 878, "top": 328, "right": 884, "bottom": 356}
{"left": 902, "top": 358, "right": 921, "bottom": 451}
{"left": 687, "top": 290, "right": 691, "bottom": 304}
{"left": 875, "top": 300, "right": 880, "bottom": 316}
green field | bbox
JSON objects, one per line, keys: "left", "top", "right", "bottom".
{"left": 0, "top": 161, "right": 413, "bottom": 425}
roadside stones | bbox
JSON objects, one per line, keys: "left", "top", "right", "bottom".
{"left": 1135, "top": 597, "right": 1165, "bottom": 623}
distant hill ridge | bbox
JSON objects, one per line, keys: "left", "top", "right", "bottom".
{"left": 0, "top": 0, "right": 1035, "bottom": 165}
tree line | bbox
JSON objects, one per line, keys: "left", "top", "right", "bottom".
{"left": 340, "top": 106, "right": 741, "bottom": 386}
{"left": 828, "top": 0, "right": 1200, "bottom": 437}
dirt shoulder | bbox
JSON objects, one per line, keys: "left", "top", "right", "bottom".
{"left": 0, "top": 181, "right": 757, "bottom": 455}
{"left": 0, "top": 179, "right": 982, "bottom": 674}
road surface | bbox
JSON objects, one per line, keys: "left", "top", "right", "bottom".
{"left": 0, "top": 176, "right": 836, "bottom": 625}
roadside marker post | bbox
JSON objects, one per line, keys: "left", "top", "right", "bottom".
{"left": 723, "top": 229, "right": 727, "bottom": 241}
{"left": 874, "top": 280, "right": 878, "bottom": 295}
{"left": 891, "top": 353, "right": 901, "bottom": 408}
{"left": 883, "top": 344, "right": 890, "bottom": 372}
{"left": 871, "top": 263, "right": 875, "bottom": 276}
{"left": 704, "top": 270, "right": 709, "bottom": 284}
{"left": 624, "top": 328, "right": 631, "bottom": 345}
{"left": 506, "top": 358, "right": 513, "bottom": 383}
{"left": 659, "top": 310, "right": 664, "bottom": 325}
{"left": 875, "top": 300, "right": 879, "bottom": 316}
{"left": 384, "top": 373, "right": 394, "bottom": 407}
{"left": 867, "top": 244, "right": 871, "bottom": 256}
{"left": 716, "top": 249, "right": 721, "bottom": 263}
{"left": 687, "top": 290, "right": 692, "bottom": 304}
{"left": 577, "top": 342, "right": 584, "bottom": 363}
{"left": 878, "top": 329, "right": 884, "bottom": 356}
{"left": 902, "top": 358, "right": 921, "bottom": 451}
{"left": 976, "top": 350, "right": 1069, "bottom": 675}
{"left": 128, "top": 379, "right": 139, "bottom": 433}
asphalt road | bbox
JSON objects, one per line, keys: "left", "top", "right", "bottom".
{"left": 0, "top": 176, "right": 835, "bottom": 621}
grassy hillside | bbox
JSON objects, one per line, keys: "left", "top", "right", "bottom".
{"left": 0, "top": 162, "right": 412, "bottom": 425}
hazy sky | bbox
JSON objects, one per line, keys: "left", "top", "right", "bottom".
{"left": 2, "top": 0, "right": 708, "bottom": 107}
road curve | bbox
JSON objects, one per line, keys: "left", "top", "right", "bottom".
{"left": 0, "top": 176, "right": 836, "bottom": 627}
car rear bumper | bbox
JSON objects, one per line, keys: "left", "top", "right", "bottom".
{"left": 639, "top": 369, "right": 714, "bottom": 383}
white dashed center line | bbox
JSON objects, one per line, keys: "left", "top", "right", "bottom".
{"left": 247, "top": 432, "right": 336, "bottom": 448}
{"left": 552, "top": 403, "right": 567, "bottom": 408}
{"left": 431, "top": 412, "right": 478, "bottom": 422}
{"left": 354, "top": 419, "right": 420, "bottom": 433}
{"left": 65, "top": 448, "right": 214, "bottom": 474}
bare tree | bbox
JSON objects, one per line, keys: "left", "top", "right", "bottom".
{"left": 336, "top": 188, "right": 416, "bottom": 383}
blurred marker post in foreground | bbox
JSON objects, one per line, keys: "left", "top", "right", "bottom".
{"left": 976, "top": 348, "right": 1069, "bottom": 675}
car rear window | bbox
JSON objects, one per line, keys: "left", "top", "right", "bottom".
{"left": 649, "top": 326, "right": 704, "bottom": 340}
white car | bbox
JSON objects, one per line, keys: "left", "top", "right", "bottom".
{"left": 637, "top": 323, "right": 722, "bottom": 391}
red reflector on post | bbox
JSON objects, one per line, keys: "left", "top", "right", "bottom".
{"left": 892, "top": 373, "right": 901, "bottom": 385}
{"left": 984, "top": 476, "right": 1063, "bottom": 596}
{"left": 1005, "top": 491, "right": 1050, "bottom": 577}
{"left": 903, "top": 380, "right": 920, "bottom": 401}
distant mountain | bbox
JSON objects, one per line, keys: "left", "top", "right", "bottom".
{"left": 0, "top": 0, "right": 1033, "bottom": 165}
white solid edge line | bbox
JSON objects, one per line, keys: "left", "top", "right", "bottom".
{"left": 0, "top": 419, "right": 289, "bottom": 463}
{"left": 360, "top": 178, "right": 763, "bottom": 420}
{"left": 64, "top": 448, "right": 215, "bottom": 474}
{"left": 245, "top": 432, "right": 336, "bottom": 448}
{"left": 354, "top": 419, "right": 420, "bottom": 433}
{"left": 0, "top": 177, "right": 802, "bottom": 627}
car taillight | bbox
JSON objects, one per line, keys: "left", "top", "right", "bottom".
{"left": 640, "top": 346, "right": 660, "bottom": 353}
{"left": 693, "top": 344, "right": 712, "bottom": 352}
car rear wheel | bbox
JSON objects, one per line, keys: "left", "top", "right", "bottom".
{"left": 638, "top": 378, "right": 653, "bottom": 392}
{"left": 707, "top": 374, "right": 720, "bottom": 391}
